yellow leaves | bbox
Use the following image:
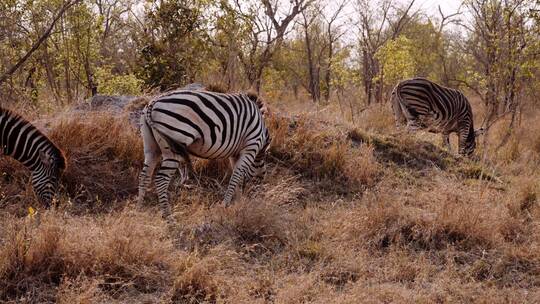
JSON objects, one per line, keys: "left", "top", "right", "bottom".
{"left": 27, "top": 206, "right": 37, "bottom": 219}
{"left": 94, "top": 66, "right": 144, "bottom": 96}
{"left": 375, "top": 35, "right": 416, "bottom": 85}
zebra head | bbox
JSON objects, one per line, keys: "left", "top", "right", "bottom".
{"left": 462, "top": 127, "right": 486, "bottom": 156}
{"left": 32, "top": 149, "right": 66, "bottom": 206}
{"left": 390, "top": 87, "right": 407, "bottom": 127}
{"left": 253, "top": 127, "right": 272, "bottom": 178}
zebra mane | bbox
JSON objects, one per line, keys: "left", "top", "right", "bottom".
{"left": 0, "top": 107, "right": 66, "bottom": 170}
{"left": 245, "top": 91, "right": 268, "bottom": 115}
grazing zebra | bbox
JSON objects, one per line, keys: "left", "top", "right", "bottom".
{"left": 390, "top": 78, "right": 484, "bottom": 156}
{"left": 138, "top": 89, "right": 271, "bottom": 215}
{"left": 0, "top": 107, "right": 66, "bottom": 205}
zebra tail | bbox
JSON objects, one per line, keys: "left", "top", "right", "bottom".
{"left": 143, "top": 99, "right": 156, "bottom": 130}
{"left": 143, "top": 104, "right": 193, "bottom": 169}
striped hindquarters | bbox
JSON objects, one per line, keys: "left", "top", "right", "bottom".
{"left": 146, "top": 90, "right": 269, "bottom": 160}
{"left": 0, "top": 107, "right": 65, "bottom": 205}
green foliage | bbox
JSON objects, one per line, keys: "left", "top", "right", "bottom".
{"left": 269, "top": 39, "right": 308, "bottom": 95}
{"left": 0, "top": 0, "right": 538, "bottom": 111}
{"left": 135, "top": 0, "right": 210, "bottom": 90}
{"left": 94, "top": 67, "right": 143, "bottom": 95}
{"left": 330, "top": 47, "right": 360, "bottom": 89}
{"left": 401, "top": 20, "right": 443, "bottom": 80}
{"left": 262, "top": 68, "right": 287, "bottom": 100}
{"left": 375, "top": 36, "right": 416, "bottom": 85}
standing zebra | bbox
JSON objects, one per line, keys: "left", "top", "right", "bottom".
{"left": 138, "top": 89, "right": 271, "bottom": 215}
{"left": 390, "top": 78, "right": 484, "bottom": 156}
{"left": 0, "top": 107, "right": 66, "bottom": 205}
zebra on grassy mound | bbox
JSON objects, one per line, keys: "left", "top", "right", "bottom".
{"left": 390, "top": 78, "right": 484, "bottom": 156}
{"left": 138, "top": 89, "right": 271, "bottom": 216}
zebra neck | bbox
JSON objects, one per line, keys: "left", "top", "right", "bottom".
{"left": 0, "top": 108, "right": 63, "bottom": 171}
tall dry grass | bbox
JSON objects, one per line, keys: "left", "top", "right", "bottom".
{"left": 48, "top": 112, "right": 143, "bottom": 210}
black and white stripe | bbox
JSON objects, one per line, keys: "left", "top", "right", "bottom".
{"left": 0, "top": 107, "right": 66, "bottom": 205}
{"left": 138, "top": 90, "right": 271, "bottom": 215}
{"left": 391, "top": 78, "right": 483, "bottom": 156}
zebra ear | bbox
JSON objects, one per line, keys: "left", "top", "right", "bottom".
{"left": 246, "top": 91, "right": 268, "bottom": 116}
{"left": 474, "top": 128, "right": 486, "bottom": 137}
{"left": 39, "top": 150, "right": 52, "bottom": 166}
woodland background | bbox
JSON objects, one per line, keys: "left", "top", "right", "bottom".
{"left": 1, "top": 0, "right": 539, "bottom": 138}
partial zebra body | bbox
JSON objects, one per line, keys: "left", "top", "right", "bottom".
{"left": 138, "top": 90, "right": 271, "bottom": 216}
{"left": 391, "top": 78, "right": 482, "bottom": 156}
{"left": 0, "top": 107, "right": 65, "bottom": 205}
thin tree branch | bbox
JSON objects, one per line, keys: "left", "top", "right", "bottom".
{"left": 0, "top": 0, "right": 81, "bottom": 86}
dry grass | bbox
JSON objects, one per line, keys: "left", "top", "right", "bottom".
{"left": 48, "top": 112, "right": 143, "bottom": 211}
{"left": 266, "top": 113, "right": 380, "bottom": 194}
{"left": 0, "top": 209, "right": 175, "bottom": 302}
{"left": 1, "top": 98, "right": 540, "bottom": 303}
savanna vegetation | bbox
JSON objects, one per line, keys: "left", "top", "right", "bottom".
{"left": 1, "top": 0, "right": 540, "bottom": 302}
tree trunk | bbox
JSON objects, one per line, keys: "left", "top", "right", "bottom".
{"left": 324, "top": 40, "right": 332, "bottom": 102}
{"left": 42, "top": 42, "right": 62, "bottom": 101}
{"left": 303, "top": 22, "right": 320, "bottom": 103}
{"left": 61, "top": 16, "right": 73, "bottom": 104}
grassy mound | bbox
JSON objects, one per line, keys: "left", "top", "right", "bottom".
{"left": 48, "top": 112, "right": 143, "bottom": 211}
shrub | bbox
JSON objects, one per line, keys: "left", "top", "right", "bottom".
{"left": 95, "top": 67, "right": 144, "bottom": 96}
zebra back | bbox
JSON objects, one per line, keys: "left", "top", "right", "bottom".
{"left": 0, "top": 107, "right": 66, "bottom": 204}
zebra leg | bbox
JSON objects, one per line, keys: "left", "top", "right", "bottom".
{"left": 442, "top": 134, "right": 452, "bottom": 152}
{"left": 154, "top": 157, "right": 181, "bottom": 217}
{"left": 223, "top": 155, "right": 252, "bottom": 206}
{"left": 228, "top": 156, "right": 244, "bottom": 201}
{"left": 391, "top": 97, "right": 408, "bottom": 128}
{"left": 138, "top": 155, "right": 160, "bottom": 204}
{"left": 229, "top": 156, "right": 238, "bottom": 170}
{"left": 138, "top": 121, "right": 161, "bottom": 205}
{"left": 178, "top": 164, "right": 189, "bottom": 184}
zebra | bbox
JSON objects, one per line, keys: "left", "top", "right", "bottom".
{"left": 390, "top": 78, "right": 484, "bottom": 156}
{"left": 0, "top": 107, "right": 66, "bottom": 205}
{"left": 138, "top": 89, "right": 271, "bottom": 216}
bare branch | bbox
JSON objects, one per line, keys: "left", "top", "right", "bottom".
{"left": 437, "top": 4, "right": 462, "bottom": 33}
{"left": 390, "top": 0, "right": 416, "bottom": 39}
{"left": 0, "top": 0, "right": 82, "bottom": 86}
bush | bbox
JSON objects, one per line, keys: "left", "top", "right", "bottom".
{"left": 267, "top": 114, "right": 380, "bottom": 189}
{"left": 95, "top": 67, "right": 144, "bottom": 96}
